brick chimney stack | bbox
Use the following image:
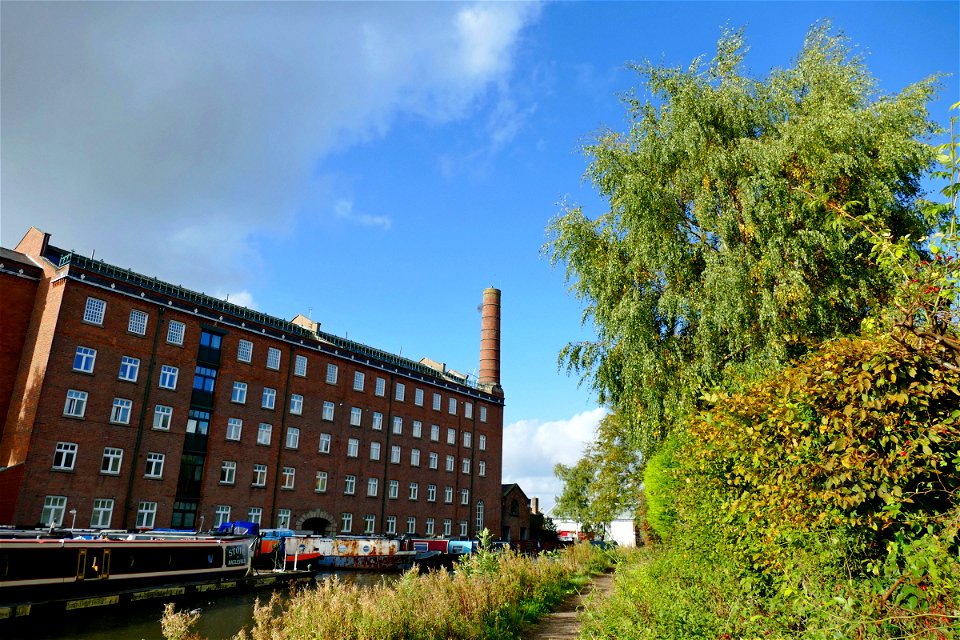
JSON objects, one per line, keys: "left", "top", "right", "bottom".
{"left": 479, "top": 287, "right": 502, "bottom": 394}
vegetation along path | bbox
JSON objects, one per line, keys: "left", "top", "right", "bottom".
{"left": 525, "top": 570, "right": 615, "bottom": 640}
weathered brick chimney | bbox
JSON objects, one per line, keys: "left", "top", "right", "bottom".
{"left": 479, "top": 287, "right": 503, "bottom": 395}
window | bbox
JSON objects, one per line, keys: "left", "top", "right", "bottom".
{"left": 294, "top": 354, "right": 308, "bottom": 377}
{"left": 83, "top": 297, "right": 106, "bottom": 325}
{"left": 341, "top": 512, "right": 353, "bottom": 533}
{"left": 463, "top": 432, "right": 472, "bottom": 448}
{"left": 432, "top": 393, "right": 441, "bottom": 411}
{"left": 386, "top": 516, "right": 397, "bottom": 535}
{"left": 465, "top": 402, "right": 473, "bottom": 419}
{"left": 111, "top": 397, "right": 132, "bottom": 424}
{"left": 322, "top": 401, "right": 335, "bottom": 421}
{"left": 479, "top": 434, "right": 487, "bottom": 451}
{"left": 445, "top": 455, "right": 455, "bottom": 472}
{"left": 101, "top": 447, "right": 123, "bottom": 475}
{"left": 389, "top": 480, "right": 399, "bottom": 499}
{"left": 476, "top": 500, "right": 485, "bottom": 531}
{"left": 226, "top": 418, "right": 242, "bottom": 441}
{"left": 447, "top": 428, "right": 456, "bottom": 445}
{"left": 261, "top": 387, "right": 276, "bottom": 410}
{"left": 395, "top": 382, "right": 405, "bottom": 401}
{"left": 288, "top": 394, "right": 303, "bottom": 415}
{"left": 429, "top": 452, "right": 438, "bottom": 469}
{"left": 367, "top": 478, "right": 378, "bottom": 497}
{"left": 64, "top": 389, "right": 88, "bottom": 418}
{"left": 480, "top": 406, "right": 487, "bottom": 423}
{"left": 372, "top": 412, "right": 383, "bottom": 431}
{"left": 443, "top": 519, "right": 452, "bottom": 537}
{"left": 248, "top": 508, "right": 262, "bottom": 525}
{"left": 91, "top": 498, "right": 114, "bottom": 528}
{"left": 237, "top": 339, "right": 253, "bottom": 363}
{"left": 315, "top": 471, "right": 328, "bottom": 493}
{"left": 406, "top": 517, "right": 416, "bottom": 534}
{"left": 459, "top": 520, "right": 468, "bottom": 537}
{"left": 411, "top": 449, "right": 421, "bottom": 467}
{"left": 344, "top": 475, "right": 356, "bottom": 495}
{"left": 136, "top": 502, "right": 157, "bottom": 528}
{"left": 257, "top": 423, "right": 272, "bottom": 446}
{"left": 478, "top": 460, "right": 487, "bottom": 477}
{"left": 286, "top": 427, "right": 300, "bottom": 449}
{"left": 375, "top": 377, "right": 386, "bottom": 397}
{"left": 430, "top": 424, "right": 440, "bottom": 441}
{"left": 412, "top": 421, "right": 422, "bottom": 438}
{"left": 444, "top": 486, "right": 453, "bottom": 503}
{"left": 326, "top": 363, "right": 338, "bottom": 384}
{"left": 232, "top": 381, "right": 247, "bottom": 404}
{"left": 53, "top": 442, "right": 78, "bottom": 471}
{"left": 167, "top": 320, "right": 185, "bottom": 345}
{"left": 266, "top": 347, "right": 281, "bottom": 370}
{"left": 461, "top": 489, "right": 470, "bottom": 505}
{"left": 408, "top": 483, "right": 418, "bottom": 500}
{"left": 252, "top": 464, "right": 268, "bottom": 487}
{"left": 145, "top": 452, "right": 165, "bottom": 478}
{"left": 117, "top": 356, "right": 140, "bottom": 382}
{"left": 128, "top": 309, "right": 148, "bottom": 335}
{"left": 220, "top": 461, "right": 236, "bottom": 485}
{"left": 353, "top": 371, "right": 365, "bottom": 391}
{"left": 392, "top": 416, "right": 402, "bottom": 435}
{"left": 215, "top": 505, "right": 232, "bottom": 528}
{"left": 73, "top": 346, "right": 96, "bottom": 373}
{"left": 425, "top": 518, "right": 435, "bottom": 536}
{"left": 448, "top": 398, "right": 457, "bottom": 415}
{"left": 159, "top": 365, "right": 178, "bottom": 390}
{"left": 462, "top": 458, "right": 470, "bottom": 474}
{"left": 391, "top": 445, "right": 401, "bottom": 464}
{"left": 319, "top": 433, "right": 331, "bottom": 454}
{"left": 277, "top": 509, "right": 292, "bottom": 529}
{"left": 282, "top": 467, "right": 295, "bottom": 489}
{"left": 364, "top": 514, "right": 376, "bottom": 534}
{"left": 41, "top": 496, "right": 68, "bottom": 527}
{"left": 414, "top": 388, "right": 424, "bottom": 406}
{"left": 350, "top": 407, "right": 362, "bottom": 426}
{"left": 370, "top": 442, "right": 381, "bottom": 460}
{"left": 347, "top": 438, "right": 359, "bottom": 458}
{"left": 427, "top": 484, "right": 437, "bottom": 502}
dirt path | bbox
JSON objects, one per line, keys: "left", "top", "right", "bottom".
{"left": 524, "top": 571, "right": 616, "bottom": 640}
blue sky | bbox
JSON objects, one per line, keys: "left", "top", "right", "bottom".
{"left": 2, "top": 1, "right": 957, "bottom": 513}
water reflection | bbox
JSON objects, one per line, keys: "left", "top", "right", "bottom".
{"left": 2, "top": 571, "right": 401, "bottom": 640}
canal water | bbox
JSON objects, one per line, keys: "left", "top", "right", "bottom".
{"left": 3, "top": 572, "right": 397, "bottom": 640}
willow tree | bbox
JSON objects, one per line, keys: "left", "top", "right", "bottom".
{"left": 546, "top": 23, "right": 942, "bottom": 456}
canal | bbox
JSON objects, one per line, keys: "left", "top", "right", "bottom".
{"left": 3, "top": 572, "right": 397, "bottom": 640}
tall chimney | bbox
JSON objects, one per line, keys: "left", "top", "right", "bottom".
{"left": 479, "top": 287, "right": 502, "bottom": 392}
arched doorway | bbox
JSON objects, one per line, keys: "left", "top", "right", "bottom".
{"left": 297, "top": 509, "right": 336, "bottom": 536}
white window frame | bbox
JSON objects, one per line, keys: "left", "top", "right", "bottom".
{"left": 414, "top": 388, "right": 424, "bottom": 406}
{"left": 277, "top": 509, "right": 292, "bottom": 529}
{"left": 460, "top": 520, "right": 468, "bottom": 537}
{"left": 443, "top": 519, "right": 452, "bottom": 537}
{"left": 282, "top": 466, "right": 295, "bottom": 489}
{"left": 41, "top": 496, "right": 67, "bottom": 527}
{"left": 427, "top": 484, "right": 437, "bottom": 502}
{"left": 444, "top": 486, "right": 454, "bottom": 503}
{"left": 347, "top": 438, "right": 359, "bottom": 458}
{"left": 266, "top": 347, "right": 281, "bottom": 370}
{"left": 289, "top": 394, "right": 303, "bottom": 415}
{"left": 215, "top": 505, "right": 232, "bottom": 527}
{"left": 389, "top": 480, "right": 399, "bottom": 499}
{"left": 392, "top": 416, "right": 402, "bottom": 435}
{"left": 261, "top": 387, "right": 276, "bottom": 410}
{"left": 480, "top": 406, "right": 487, "bottom": 423}
{"left": 73, "top": 346, "right": 96, "bottom": 373}
{"left": 344, "top": 475, "right": 356, "bottom": 495}
{"left": 430, "top": 424, "right": 440, "bottom": 441}
{"left": 406, "top": 516, "right": 416, "bottom": 534}
{"left": 232, "top": 381, "right": 247, "bottom": 404}
{"left": 341, "top": 512, "right": 353, "bottom": 533}
{"left": 257, "top": 423, "right": 272, "bottom": 446}
{"left": 53, "top": 442, "right": 78, "bottom": 471}
{"left": 447, "top": 428, "right": 456, "bottom": 445}
{"left": 111, "top": 397, "right": 133, "bottom": 425}
{"left": 91, "top": 498, "right": 114, "bottom": 529}
{"left": 248, "top": 508, "right": 262, "bottom": 525}
{"left": 326, "top": 363, "right": 338, "bottom": 384}
{"left": 143, "top": 452, "right": 164, "bottom": 478}
{"left": 118, "top": 356, "right": 140, "bottom": 382}
{"left": 350, "top": 407, "right": 362, "bottom": 426}
{"left": 286, "top": 426, "right": 300, "bottom": 449}
{"left": 353, "top": 371, "right": 365, "bottom": 391}
{"left": 478, "top": 460, "right": 487, "bottom": 477}
{"left": 446, "top": 455, "right": 455, "bottom": 472}
{"left": 101, "top": 447, "right": 123, "bottom": 475}
{"left": 465, "top": 402, "right": 473, "bottom": 419}
{"left": 237, "top": 339, "right": 253, "bottom": 363}
{"left": 372, "top": 412, "right": 383, "bottom": 431}
{"left": 226, "top": 418, "right": 242, "bottom": 441}
{"left": 319, "top": 433, "right": 331, "bottom": 454}
{"left": 220, "top": 460, "right": 237, "bottom": 485}
{"left": 294, "top": 354, "right": 308, "bottom": 377}
{"left": 153, "top": 405, "right": 173, "bottom": 431}
{"left": 364, "top": 514, "right": 376, "bottom": 534}
{"left": 479, "top": 434, "right": 487, "bottom": 451}
{"left": 412, "top": 421, "right": 422, "bottom": 438}
{"left": 252, "top": 464, "right": 268, "bottom": 487}
{"left": 386, "top": 515, "right": 397, "bottom": 535}
{"left": 429, "top": 452, "right": 438, "bottom": 469}
{"left": 370, "top": 442, "right": 381, "bottom": 460}
{"left": 128, "top": 309, "right": 148, "bottom": 335}
{"left": 64, "top": 389, "right": 88, "bottom": 418}
{"left": 395, "top": 382, "right": 405, "bottom": 401}
{"left": 367, "top": 478, "right": 378, "bottom": 497}
{"left": 463, "top": 431, "right": 472, "bottom": 448}
{"left": 391, "top": 445, "right": 401, "bottom": 464}
{"left": 322, "top": 401, "right": 335, "bottom": 421}
{"left": 449, "top": 398, "right": 457, "bottom": 415}
{"left": 408, "top": 483, "right": 418, "bottom": 500}
{"left": 462, "top": 458, "right": 471, "bottom": 474}
{"left": 375, "top": 377, "right": 386, "bottom": 397}
{"left": 411, "top": 449, "right": 421, "bottom": 467}
{"left": 136, "top": 501, "right": 157, "bottom": 528}
{"left": 83, "top": 297, "right": 106, "bottom": 325}
{"left": 158, "top": 365, "right": 178, "bottom": 390}
{"left": 167, "top": 320, "right": 185, "bottom": 346}
{"left": 461, "top": 489, "right": 470, "bottom": 505}
{"left": 315, "top": 471, "right": 328, "bottom": 493}
{"left": 425, "top": 518, "right": 435, "bottom": 536}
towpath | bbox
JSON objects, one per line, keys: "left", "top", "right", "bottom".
{"left": 524, "top": 570, "right": 616, "bottom": 640}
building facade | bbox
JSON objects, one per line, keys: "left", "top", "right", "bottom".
{"left": 0, "top": 228, "right": 505, "bottom": 539}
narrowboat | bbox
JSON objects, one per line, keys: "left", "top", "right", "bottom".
{"left": 282, "top": 535, "right": 439, "bottom": 572}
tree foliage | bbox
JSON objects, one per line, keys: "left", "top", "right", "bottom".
{"left": 546, "top": 23, "right": 941, "bottom": 455}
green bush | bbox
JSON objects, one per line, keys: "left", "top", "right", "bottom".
{"left": 641, "top": 435, "right": 681, "bottom": 542}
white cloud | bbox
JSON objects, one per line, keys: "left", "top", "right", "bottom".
{"left": 215, "top": 290, "right": 257, "bottom": 310}
{"left": 502, "top": 407, "right": 607, "bottom": 515}
{"left": 1, "top": 2, "right": 541, "bottom": 290}
{"left": 333, "top": 198, "right": 392, "bottom": 231}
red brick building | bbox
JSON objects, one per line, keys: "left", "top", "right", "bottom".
{"left": 0, "top": 227, "right": 504, "bottom": 539}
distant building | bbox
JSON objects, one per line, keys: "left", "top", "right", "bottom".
{"left": 0, "top": 227, "right": 505, "bottom": 539}
{"left": 552, "top": 517, "right": 639, "bottom": 548}
{"left": 500, "top": 482, "right": 532, "bottom": 542}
